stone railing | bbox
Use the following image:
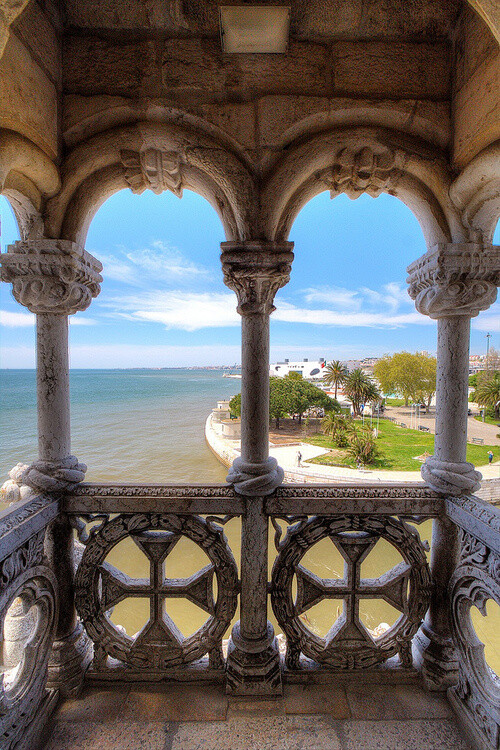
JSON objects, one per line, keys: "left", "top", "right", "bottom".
{"left": 0, "top": 494, "right": 60, "bottom": 750}
{"left": 3, "top": 482, "right": 499, "bottom": 749}
{"left": 446, "top": 494, "right": 500, "bottom": 750}
{"left": 63, "top": 482, "right": 442, "bottom": 680}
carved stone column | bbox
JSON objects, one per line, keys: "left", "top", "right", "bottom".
{"left": 407, "top": 243, "right": 499, "bottom": 690}
{"left": 221, "top": 241, "right": 294, "bottom": 695}
{"left": 0, "top": 239, "right": 102, "bottom": 695}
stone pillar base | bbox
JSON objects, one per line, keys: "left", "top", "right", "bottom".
{"left": 47, "top": 621, "right": 92, "bottom": 697}
{"left": 412, "top": 622, "right": 458, "bottom": 691}
{"left": 225, "top": 622, "right": 282, "bottom": 696}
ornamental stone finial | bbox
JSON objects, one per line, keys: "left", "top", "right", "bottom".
{"left": 0, "top": 240, "right": 103, "bottom": 315}
{"left": 406, "top": 243, "right": 499, "bottom": 319}
{"left": 221, "top": 242, "right": 294, "bottom": 316}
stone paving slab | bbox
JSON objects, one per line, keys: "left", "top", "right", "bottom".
{"left": 43, "top": 684, "right": 473, "bottom": 750}
{"left": 121, "top": 683, "right": 228, "bottom": 722}
{"left": 338, "top": 719, "right": 472, "bottom": 750}
{"left": 44, "top": 719, "right": 173, "bottom": 750}
{"left": 345, "top": 683, "right": 452, "bottom": 720}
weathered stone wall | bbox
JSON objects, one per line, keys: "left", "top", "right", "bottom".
{"left": 453, "top": 4, "right": 500, "bottom": 168}
{"left": 0, "top": 0, "right": 61, "bottom": 159}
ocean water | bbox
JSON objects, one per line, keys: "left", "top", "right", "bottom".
{"left": 0, "top": 369, "right": 238, "bottom": 484}
{"left": 1, "top": 369, "right": 498, "bottom": 675}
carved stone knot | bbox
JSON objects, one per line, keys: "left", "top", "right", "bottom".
{"left": 407, "top": 244, "right": 499, "bottom": 319}
{"left": 421, "top": 456, "right": 482, "bottom": 496}
{"left": 221, "top": 242, "right": 294, "bottom": 316}
{"left": 1, "top": 456, "right": 88, "bottom": 499}
{"left": 226, "top": 456, "right": 284, "bottom": 496}
{"left": 323, "top": 145, "right": 402, "bottom": 200}
{"left": 0, "top": 240, "right": 103, "bottom": 315}
{"left": 0, "top": 463, "right": 37, "bottom": 505}
{"left": 121, "top": 148, "right": 183, "bottom": 196}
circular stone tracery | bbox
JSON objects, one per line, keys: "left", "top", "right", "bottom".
{"left": 75, "top": 513, "right": 238, "bottom": 669}
{"left": 271, "top": 515, "right": 431, "bottom": 669}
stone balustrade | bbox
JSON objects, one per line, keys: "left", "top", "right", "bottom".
{"left": 1, "top": 482, "right": 499, "bottom": 749}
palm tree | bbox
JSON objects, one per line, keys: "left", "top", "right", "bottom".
{"left": 475, "top": 371, "right": 500, "bottom": 419}
{"left": 321, "top": 412, "right": 355, "bottom": 447}
{"left": 343, "top": 368, "right": 380, "bottom": 417}
{"left": 323, "top": 360, "right": 348, "bottom": 399}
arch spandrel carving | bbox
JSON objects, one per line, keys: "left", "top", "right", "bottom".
{"left": 450, "top": 140, "right": 500, "bottom": 244}
{"left": 0, "top": 129, "right": 60, "bottom": 240}
{"left": 45, "top": 122, "right": 258, "bottom": 245}
{"left": 259, "top": 126, "right": 470, "bottom": 249}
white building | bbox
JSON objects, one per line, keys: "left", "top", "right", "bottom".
{"left": 269, "top": 358, "right": 326, "bottom": 380}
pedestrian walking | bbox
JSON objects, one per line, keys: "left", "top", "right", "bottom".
{"left": 488, "top": 450, "right": 494, "bottom": 464}
{"left": 297, "top": 450, "right": 302, "bottom": 467}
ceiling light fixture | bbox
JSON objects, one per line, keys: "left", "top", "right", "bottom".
{"left": 219, "top": 6, "right": 290, "bottom": 54}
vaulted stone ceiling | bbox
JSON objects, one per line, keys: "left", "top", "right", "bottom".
{"left": 61, "top": 0, "right": 463, "bottom": 40}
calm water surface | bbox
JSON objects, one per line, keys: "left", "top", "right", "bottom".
{"left": 1, "top": 369, "right": 497, "bottom": 673}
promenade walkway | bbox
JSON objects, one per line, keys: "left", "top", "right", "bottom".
{"left": 206, "top": 413, "right": 499, "bottom": 486}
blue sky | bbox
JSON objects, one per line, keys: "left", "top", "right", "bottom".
{"left": 1, "top": 190, "right": 498, "bottom": 368}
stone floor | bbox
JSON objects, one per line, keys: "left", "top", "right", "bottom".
{"left": 43, "top": 681, "right": 473, "bottom": 750}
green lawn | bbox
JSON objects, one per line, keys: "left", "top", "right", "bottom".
{"left": 384, "top": 397, "right": 406, "bottom": 407}
{"left": 304, "top": 418, "right": 500, "bottom": 471}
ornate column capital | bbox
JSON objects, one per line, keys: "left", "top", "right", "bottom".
{"left": 406, "top": 243, "right": 499, "bottom": 319}
{"left": 221, "top": 241, "right": 294, "bottom": 316}
{"left": 0, "top": 240, "right": 103, "bottom": 314}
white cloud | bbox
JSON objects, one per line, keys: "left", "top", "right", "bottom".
{"left": 0, "top": 310, "right": 95, "bottom": 327}
{"left": 70, "top": 317, "right": 96, "bottom": 326}
{"left": 472, "top": 304, "right": 500, "bottom": 333}
{"left": 100, "top": 280, "right": 431, "bottom": 333}
{"left": 299, "top": 282, "right": 413, "bottom": 318}
{"left": 274, "top": 303, "right": 431, "bottom": 328}
{"left": 106, "top": 291, "right": 239, "bottom": 331}
{"left": 302, "top": 287, "right": 361, "bottom": 310}
{"left": 94, "top": 241, "right": 210, "bottom": 287}
{"left": 0, "top": 310, "right": 34, "bottom": 327}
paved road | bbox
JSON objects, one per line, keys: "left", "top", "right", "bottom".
{"left": 385, "top": 405, "right": 500, "bottom": 446}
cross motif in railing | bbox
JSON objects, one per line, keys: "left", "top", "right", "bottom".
{"left": 295, "top": 531, "right": 411, "bottom": 647}
{"left": 99, "top": 530, "right": 215, "bottom": 647}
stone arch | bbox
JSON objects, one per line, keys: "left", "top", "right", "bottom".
{"left": 450, "top": 140, "right": 500, "bottom": 244}
{"left": 259, "top": 126, "right": 468, "bottom": 248}
{"left": 45, "top": 122, "right": 258, "bottom": 246}
{"left": 0, "top": 129, "right": 60, "bottom": 239}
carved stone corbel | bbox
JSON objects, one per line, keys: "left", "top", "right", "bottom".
{"left": 322, "top": 145, "right": 402, "bottom": 200}
{"left": 121, "top": 148, "right": 184, "bottom": 197}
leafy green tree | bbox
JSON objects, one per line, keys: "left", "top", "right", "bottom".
{"left": 475, "top": 371, "right": 500, "bottom": 419}
{"left": 229, "top": 393, "right": 241, "bottom": 417}
{"left": 322, "top": 360, "right": 348, "bottom": 399}
{"left": 269, "top": 376, "right": 293, "bottom": 429}
{"left": 374, "top": 352, "right": 437, "bottom": 407}
{"left": 343, "top": 369, "right": 380, "bottom": 416}
{"left": 232, "top": 378, "right": 339, "bottom": 429}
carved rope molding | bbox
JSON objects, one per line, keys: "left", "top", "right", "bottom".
{"left": 221, "top": 242, "right": 294, "bottom": 316}
{"left": 322, "top": 145, "right": 403, "bottom": 200}
{"left": 406, "top": 243, "right": 500, "bottom": 319}
{"left": 450, "top": 529, "right": 500, "bottom": 749}
{"left": 121, "top": 148, "right": 184, "bottom": 197}
{"left": 0, "top": 240, "right": 103, "bottom": 315}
